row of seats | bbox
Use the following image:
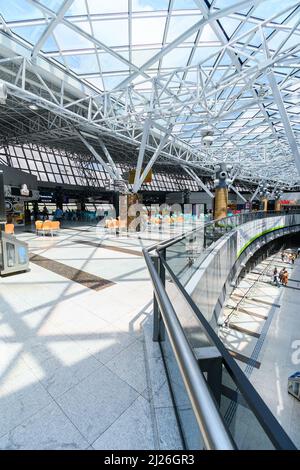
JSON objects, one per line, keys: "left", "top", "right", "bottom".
{"left": 105, "top": 218, "right": 127, "bottom": 229}
{"left": 2, "top": 222, "right": 60, "bottom": 237}
{"left": 104, "top": 215, "right": 187, "bottom": 229}
{"left": 35, "top": 220, "right": 61, "bottom": 236}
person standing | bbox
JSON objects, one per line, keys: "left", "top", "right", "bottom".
{"left": 279, "top": 268, "right": 285, "bottom": 284}
{"left": 42, "top": 206, "right": 49, "bottom": 221}
{"left": 54, "top": 206, "right": 63, "bottom": 224}
{"left": 281, "top": 251, "right": 285, "bottom": 262}
{"left": 273, "top": 267, "right": 280, "bottom": 287}
{"left": 282, "top": 269, "right": 289, "bottom": 287}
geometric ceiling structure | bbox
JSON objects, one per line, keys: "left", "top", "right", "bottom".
{"left": 0, "top": 0, "right": 300, "bottom": 189}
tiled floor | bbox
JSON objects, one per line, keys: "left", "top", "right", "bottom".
{"left": 0, "top": 225, "right": 182, "bottom": 450}
{"left": 220, "top": 252, "right": 300, "bottom": 448}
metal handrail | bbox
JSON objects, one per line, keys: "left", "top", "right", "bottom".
{"left": 158, "top": 252, "right": 297, "bottom": 450}
{"left": 143, "top": 248, "right": 235, "bottom": 450}
{"left": 143, "top": 210, "right": 300, "bottom": 450}
{"left": 150, "top": 209, "right": 298, "bottom": 253}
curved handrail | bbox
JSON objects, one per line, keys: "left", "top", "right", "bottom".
{"left": 143, "top": 248, "right": 235, "bottom": 450}
{"left": 150, "top": 210, "right": 297, "bottom": 253}
{"left": 143, "top": 210, "right": 300, "bottom": 449}
{"left": 158, "top": 252, "right": 296, "bottom": 450}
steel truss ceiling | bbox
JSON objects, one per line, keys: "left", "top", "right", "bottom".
{"left": 0, "top": 0, "right": 299, "bottom": 189}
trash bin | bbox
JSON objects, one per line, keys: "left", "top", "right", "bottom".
{"left": 0, "top": 231, "right": 29, "bottom": 276}
{"left": 288, "top": 372, "right": 300, "bottom": 400}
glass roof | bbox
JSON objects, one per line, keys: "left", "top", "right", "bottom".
{"left": 0, "top": 0, "right": 300, "bottom": 185}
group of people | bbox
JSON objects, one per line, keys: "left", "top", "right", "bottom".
{"left": 281, "top": 251, "right": 297, "bottom": 264}
{"left": 273, "top": 249, "right": 300, "bottom": 286}
{"left": 40, "top": 206, "right": 63, "bottom": 222}
{"left": 273, "top": 267, "right": 289, "bottom": 287}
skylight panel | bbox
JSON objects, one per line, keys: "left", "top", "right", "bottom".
{"left": 0, "top": 0, "right": 43, "bottom": 21}
{"left": 92, "top": 19, "right": 129, "bottom": 47}
{"left": 37, "top": 0, "right": 63, "bottom": 12}
{"left": 65, "top": 54, "right": 100, "bottom": 74}
{"left": 98, "top": 53, "right": 130, "bottom": 73}
{"left": 172, "top": 0, "right": 197, "bottom": 9}
{"left": 213, "top": 0, "right": 251, "bottom": 15}
{"left": 132, "top": 16, "right": 166, "bottom": 45}
{"left": 190, "top": 46, "right": 220, "bottom": 66}
{"left": 54, "top": 23, "right": 94, "bottom": 50}
{"left": 132, "top": 0, "right": 169, "bottom": 11}
{"left": 87, "top": 0, "right": 128, "bottom": 14}
{"left": 65, "top": 0, "right": 87, "bottom": 16}
{"left": 219, "top": 17, "right": 241, "bottom": 38}
{"left": 251, "top": 0, "right": 299, "bottom": 21}
{"left": 161, "top": 47, "right": 192, "bottom": 68}
{"left": 166, "top": 14, "right": 201, "bottom": 43}
{"left": 132, "top": 49, "right": 158, "bottom": 67}
{"left": 11, "top": 25, "right": 47, "bottom": 47}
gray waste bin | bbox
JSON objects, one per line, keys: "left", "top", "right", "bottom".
{"left": 0, "top": 231, "right": 29, "bottom": 276}
{"left": 288, "top": 372, "right": 300, "bottom": 401}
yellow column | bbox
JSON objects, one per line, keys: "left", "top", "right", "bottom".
{"left": 214, "top": 187, "right": 228, "bottom": 220}
{"left": 262, "top": 198, "right": 268, "bottom": 212}
{"left": 275, "top": 199, "right": 281, "bottom": 212}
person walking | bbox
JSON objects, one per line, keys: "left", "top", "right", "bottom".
{"left": 273, "top": 267, "right": 280, "bottom": 287}
{"left": 281, "top": 251, "right": 285, "bottom": 262}
{"left": 279, "top": 268, "right": 285, "bottom": 284}
{"left": 282, "top": 269, "right": 289, "bottom": 287}
{"left": 42, "top": 205, "right": 49, "bottom": 221}
{"left": 54, "top": 206, "right": 63, "bottom": 224}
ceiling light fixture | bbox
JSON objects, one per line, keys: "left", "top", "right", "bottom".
{"left": 29, "top": 104, "right": 38, "bottom": 111}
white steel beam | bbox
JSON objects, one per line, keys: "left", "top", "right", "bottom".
{"left": 267, "top": 70, "right": 300, "bottom": 176}
{"left": 133, "top": 117, "right": 151, "bottom": 193}
{"left": 32, "top": 0, "right": 75, "bottom": 59}
{"left": 183, "top": 167, "right": 214, "bottom": 198}
{"left": 98, "top": 137, "right": 122, "bottom": 180}
{"left": 195, "top": 0, "right": 281, "bottom": 144}
{"left": 270, "top": 182, "right": 280, "bottom": 199}
{"left": 229, "top": 184, "right": 247, "bottom": 202}
{"left": 28, "top": 0, "right": 149, "bottom": 80}
{"left": 75, "top": 129, "right": 117, "bottom": 181}
{"left": 115, "top": 0, "right": 265, "bottom": 90}
{"left": 135, "top": 124, "right": 173, "bottom": 192}
{"left": 250, "top": 186, "right": 260, "bottom": 202}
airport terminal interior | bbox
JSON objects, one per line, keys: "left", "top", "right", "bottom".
{"left": 0, "top": 0, "right": 300, "bottom": 451}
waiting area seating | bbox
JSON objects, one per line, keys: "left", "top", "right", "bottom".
{"left": 35, "top": 220, "right": 61, "bottom": 236}
{"left": 105, "top": 218, "right": 127, "bottom": 230}
{"left": 104, "top": 213, "right": 208, "bottom": 231}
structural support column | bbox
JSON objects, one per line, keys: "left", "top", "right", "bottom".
{"left": 275, "top": 199, "right": 281, "bottom": 212}
{"left": 214, "top": 188, "right": 228, "bottom": 220}
{"left": 213, "top": 163, "right": 229, "bottom": 220}
{"left": 262, "top": 197, "right": 268, "bottom": 212}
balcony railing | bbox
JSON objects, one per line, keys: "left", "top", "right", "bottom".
{"left": 143, "top": 210, "right": 299, "bottom": 450}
